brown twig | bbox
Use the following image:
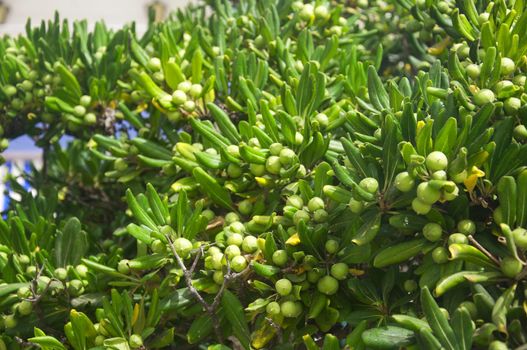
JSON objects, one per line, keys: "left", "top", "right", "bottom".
{"left": 468, "top": 235, "right": 500, "bottom": 265}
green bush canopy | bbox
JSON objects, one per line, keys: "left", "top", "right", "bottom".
{"left": 1, "top": 0, "right": 527, "bottom": 348}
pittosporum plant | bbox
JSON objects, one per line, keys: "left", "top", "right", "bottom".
{"left": 1, "top": 0, "right": 527, "bottom": 349}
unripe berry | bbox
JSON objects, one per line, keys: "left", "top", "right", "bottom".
{"left": 473, "top": 89, "right": 495, "bottom": 106}
{"left": 325, "top": 239, "right": 339, "bottom": 254}
{"left": 359, "top": 177, "right": 379, "bottom": 193}
{"left": 317, "top": 275, "right": 339, "bottom": 295}
{"left": 394, "top": 171, "right": 415, "bottom": 192}
{"left": 242, "top": 235, "right": 258, "bottom": 253}
{"left": 266, "top": 301, "right": 281, "bottom": 315}
{"left": 275, "top": 278, "right": 293, "bottom": 296}
{"left": 426, "top": 151, "right": 448, "bottom": 171}
{"left": 174, "top": 237, "right": 193, "bottom": 258}
{"left": 423, "top": 222, "right": 443, "bottom": 242}
{"left": 432, "top": 247, "right": 449, "bottom": 264}
{"left": 231, "top": 255, "right": 247, "bottom": 272}
{"left": 330, "top": 263, "right": 348, "bottom": 280}
{"left": 272, "top": 250, "right": 288, "bottom": 267}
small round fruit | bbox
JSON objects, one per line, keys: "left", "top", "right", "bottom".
{"left": 403, "top": 280, "right": 418, "bottom": 292}
{"left": 231, "top": 255, "right": 247, "bottom": 273}
{"left": 448, "top": 233, "right": 469, "bottom": 245}
{"left": 317, "top": 275, "right": 339, "bottom": 295}
{"left": 174, "top": 237, "right": 193, "bottom": 258}
{"left": 182, "top": 100, "right": 196, "bottom": 112}
{"left": 80, "top": 95, "right": 92, "bottom": 107}
{"left": 514, "top": 125, "right": 527, "bottom": 141}
{"left": 500, "top": 57, "right": 516, "bottom": 76}
{"left": 266, "top": 301, "right": 281, "bottom": 315}
{"left": 412, "top": 198, "right": 432, "bottom": 215}
{"left": 426, "top": 151, "right": 448, "bottom": 171}
{"left": 189, "top": 84, "right": 203, "bottom": 98}
{"left": 225, "top": 245, "right": 241, "bottom": 260}
{"left": 417, "top": 182, "right": 441, "bottom": 204}
{"left": 118, "top": 259, "right": 130, "bottom": 274}
{"left": 275, "top": 278, "right": 293, "bottom": 296}
{"left": 249, "top": 163, "right": 265, "bottom": 176}
{"left": 293, "top": 210, "right": 310, "bottom": 225}
{"left": 423, "top": 222, "right": 443, "bottom": 242}
{"left": 512, "top": 227, "right": 527, "bottom": 250}
{"left": 151, "top": 239, "right": 166, "bottom": 253}
{"left": 84, "top": 113, "right": 97, "bottom": 125}
{"left": 359, "top": 177, "right": 379, "bottom": 194}
{"left": 432, "top": 247, "right": 449, "bottom": 264}
{"left": 500, "top": 256, "right": 522, "bottom": 278}
{"left": 265, "top": 155, "right": 282, "bottom": 175}
{"left": 4, "top": 314, "right": 17, "bottom": 329}
{"left": 325, "top": 239, "right": 339, "bottom": 254}
{"left": 227, "top": 233, "right": 244, "bottom": 246}
{"left": 17, "top": 286, "right": 31, "bottom": 298}
{"left": 272, "top": 250, "right": 288, "bottom": 267}
{"left": 313, "top": 209, "right": 328, "bottom": 222}
{"left": 314, "top": 5, "right": 330, "bottom": 20}
{"left": 315, "top": 113, "right": 329, "bottom": 127}
{"left": 73, "top": 105, "right": 86, "bottom": 117}
{"left": 489, "top": 340, "right": 508, "bottom": 350}
{"left": 330, "top": 263, "right": 348, "bottom": 280}
{"left": 129, "top": 334, "right": 143, "bottom": 348}
{"left": 17, "top": 300, "right": 33, "bottom": 316}
{"left": 505, "top": 97, "right": 521, "bottom": 115}
{"left": 308, "top": 197, "right": 325, "bottom": 212}
{"left": 279, "top": 148, "right": 296, "bottom": 166}
{"left": 474, "top": 89, "right": 495, "bottom": 106}
{"left": 465, "top": 63, "right": 480, "bottom": 80}
{"left": 431, "top": 170, "right": 447, "bottom": 181}
{"left": 348, "top": 198, "right": 364, "bottom": 214}
{"left": 286, "top": 195, "right": 304, "bottom": 209}
{"left": 299, "top": 4, "right": 314, "bottom": 21}
{"left": 394, "top": 172, "right": 415, "bottom": 192}
{"left": 241, "top": 236, "right": 258, "bottom": 253}
{"left": 280, "top": 301, "right": 303, "bottom": 317}
{"left": 307, "top": 269, "right": 323, "bottom": 283}
{"left": 211, "top": 253, "right": 225, "bottom": 270}
{"left": 76, "top": 264, "right": 89, "bottom": 278}
{"left": 457, "top": 219, "right": 476, "bottom": 235}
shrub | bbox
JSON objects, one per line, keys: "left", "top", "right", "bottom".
{"left": 1, "top": 0, "right": 527, "bottom": 349}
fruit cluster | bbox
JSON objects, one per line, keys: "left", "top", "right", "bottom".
{"left": 2, "top": 0, "right": 527, "bottom": 349}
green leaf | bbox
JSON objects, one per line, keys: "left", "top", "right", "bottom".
{"left": 193, "top": 168, "right": 234, "bottom": 210}
{"left": 54, "top": 217, "right": 88, "bottom": 267}
{"left": 361, "top": 326, "right": 415, "bottom": 349}
{"left": 420, "top": 287, "right": 458, "bottom": 350}
{"left": 221, "top": 290, "right": 251, "bottom": 350}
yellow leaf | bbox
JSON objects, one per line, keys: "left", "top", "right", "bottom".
{"left": 251, "top": 321, "right": 276, "bottom": 349}
{"left": 132, "top": 303, "right": 140, "bottom": 326}
{"left": 428, "top": 36, "right": 452, "bottom": 56}
{"left": 286, "top": 233, "right": 301, "bottom": 246}
{"left": 350, "top": 268, "right": 365, "bottom": 276}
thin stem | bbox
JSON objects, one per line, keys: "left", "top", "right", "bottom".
{"left": 468, "top": 235, "right": 500, "bottom": 265}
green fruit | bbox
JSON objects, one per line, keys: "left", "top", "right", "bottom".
{"left": 147, "top": 57, "right": 161, "bottom": 71}
{"left": 317, "top": 275, "right": 339, "bottom": 295}
{"left": 286, "top": 195, "right": 304, "bottom": 209}
{"left": 500, "top": 256, "right": 522, "bottom": 278}
{"left": 489, "top": 340, "right": 508, "bottom": 350}
{"left": 452, "top": 170, "right": 468, "bottom": 183}
{"left": 84, "top": 113, "right": 97, "bottom": 125}
{"left": 242, "top": 235, "right": 258, "bottom": 253}
{"left": 225, "top": 212, "right": 240, "bottom": 225}
{"left": 17, "top": 286, "right": 31, "bottom": 298}
{"left": 231, "top": 255, "right": 247, "bottom": 272}
{"left": 279, "top": 148, "right": 296, "bottom": 166}
{"left": 505, "top": 97, "right": 521, "bottom": 115}
{"left": 330, "top": 263, "right": 348, "bottom": 280}
{"left": 431, "top": 170, "right": 447, "bottom": 181}
{"left": 118, "top": 259, "right": 130, "bottom": 274}
{"left": 189, "top": 84, "right": 203, "bottom": 98}
{"left": 403, "top": 280, "right": 418, "bottom": 292}
{"left": 293, "top": 210, "right": 310, "bottom": 225}
{"left": 314, "top": 5, "right": 330, "bottom": 20}
{"left": 349, "top": 198, "right": 364, "bottom": 213}
{"left": 178, "top": 81, "right": 192, "bottom": 92}
{"left": 432, "top": 247, "right": 449, "bottom": 264}
{"left": 80, "top": 95, "right": 92, "bottom": 107}
{"left": 266, "top": 156, "right": 282, "bottom": 174}
{"left": 423, "top": 222, "right": 443, "bottom": 242}
{"left": 474, "top": 89, "right": 496, "bottom": 105}
{"left": 313, "top": 209, "right": 328, "bottom": 222}
{"left": 225, "top": 245, "right": 241, "bottom": 259}
{"left": 417, "top": 182, "right": 441, "bottom": 204}
{"left": 183, "top": 100, "right": 196, "bottom": 112}
{"left": 315, "top": 113, "right": 329, "bottom": 127}
{"left": 512, "top": 227, "right": 527, "bottom": 250}
{"left": 280, "top": 301, "right": 303, "bottom": 317}
{"left": 514, "top": 125, "right": 527, "bottom": 141}
{"left": 269, "top": 143, "right": 283, "bottom": 156}
{"left": 129, "top": 334, "right": 143, "bottom": 348}
{"left": 299, "top": 4, "right": 314, "bottom": 21}
{"left": 266, "top": 301, "right": 281, "bottom": 315}
{"left": 17, "top": 300, "right": 33, "bottom": 316}
{"left": 151, "top": 239, "right": 166, "bottom": 253}
{"left": 4, "top": 314, "right": 17, "bottom": 329}
{"left": 500, "top": 57, "right": 516, "bottom": 76}
{"left": 67, "top": 279, "right": 85, "bottom": 296}
{"left": 359, "top": 177, "right": 379, "bottom": 193}
{"left": 250, "top": 163, "right": 266, "bottom": 176}
{"left": 76, "top": 264, "right": 89, "bottom": 278}
{"left": 457, "top": 219, "right": 476, "bottom": 235}
{"left": 174, "top": 237, "right": 193, "bottom": 258}
{"left": 325, "top": 239, "right": 339, "bottom": 254}
{"left": 308, "top": 197, "right": 325, "bottom": 212}
{"left": 426, "top": 151, "right": 448, "bottom": 171}
{"left": 172, "top": 90, "right": 187, "bottom": 105}
{"left": 307, "top": 269, "right": 323, "bottom": 283}
{"left": 448, "top": 233, "right": 469, "bottom": 245}
{"left": 227, "top": 233, "right": 244, "bottom": 246}
{"left": 73, "top": 105, "right": 86, "bottom": 117}
{"left": 412, "top": 198, "right": 432, "bottom": 215}
{"left": 272, "top": 250, "right": 288, "bottom": 267}
{"left": 275, "top": 278, "right": 293, "bottom": 296}
{"left": 394, "top": 172, "right": 415, "bottom": 192}
{"left": 211, "top": 253, "right": 225, "bottom": 270}
{"left": 465, "top": 63, "right": 480, "bottom": 80}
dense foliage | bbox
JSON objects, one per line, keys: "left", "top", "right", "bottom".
{"left": 1, "top": 0, "right": 527, "bottom": 348}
